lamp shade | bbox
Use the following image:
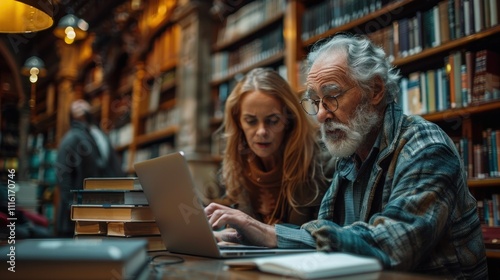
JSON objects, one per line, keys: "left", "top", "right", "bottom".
{"left": 53, "top": 13, "right": 88, "bottom": 44}
{"left": 22, "top": 56, "right": 46, "bottom": 78}
{"left": 0, "top": 0, "right": 54, "bottom": 33}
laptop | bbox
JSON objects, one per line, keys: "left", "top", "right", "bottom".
{"left": 134, "top": 151, "right": 315, "bottom": 258}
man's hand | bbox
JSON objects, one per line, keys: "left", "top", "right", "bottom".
{"left": 205, "top": 202, "right": 278, "bottom": 248}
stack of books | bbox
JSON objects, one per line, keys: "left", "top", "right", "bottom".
{"left": 71, "top": 177, "right": 166, "bottom": 251}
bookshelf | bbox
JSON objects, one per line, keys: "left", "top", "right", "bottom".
{"left": 76, "top": 1, "right": 181, "bottom": 175}
{"left": 46, "top": 1, "right": 222, "bottom": 204}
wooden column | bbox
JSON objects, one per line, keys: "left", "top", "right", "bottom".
{"left": 173, "top": 0, "right": 213, "bottom": 154}
{"left": 55, "top": 41, "right": 80, "bottom": 145}
{"left": 284, "top": 0, "right": 305, "bottom": 92}
{"left": 172, "top": 1, "right": 220, "bottom": 203}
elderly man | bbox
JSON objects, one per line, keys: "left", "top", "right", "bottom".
{"left": 205, "top": 34, "right": 487, "bottom": 279}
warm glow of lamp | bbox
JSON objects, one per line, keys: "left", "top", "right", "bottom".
{"left": 22, "top": 56, "right": 46, "bottom": 77}
{"left": 21, "top": 56, "right": 46, "bottom": 110}
{"left": 53, "top": 13, "right": 88, "bottom": 44}
{"left": 0, "top": 0, "right": 54, "bottom": 33}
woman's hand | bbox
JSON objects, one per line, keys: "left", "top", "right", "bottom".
{"left": 205, "top": 202, "right": 278, "bottom": 247}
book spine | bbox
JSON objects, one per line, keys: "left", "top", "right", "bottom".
{"left": 496, "top": 130, "right": 500, "bottom": 177}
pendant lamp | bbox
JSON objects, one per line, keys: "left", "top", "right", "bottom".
{"left": 0, "top": 0, "right": 54, "bottom": 33}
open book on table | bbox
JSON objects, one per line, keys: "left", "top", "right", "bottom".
{"left": 224, "top": 251, "right": 382, "bottom": 279}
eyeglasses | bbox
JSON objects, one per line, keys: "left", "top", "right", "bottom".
{"left": 300, "top": 87, "right": 354, "bottom": 115}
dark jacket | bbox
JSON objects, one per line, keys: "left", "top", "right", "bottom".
{"left": 55, "top": 120, "right": 123, "bottom": 236}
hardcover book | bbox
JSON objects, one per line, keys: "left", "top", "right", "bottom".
{"left": 472, "top": 50, "right": 500, "bottom": 103}
{"left": 83, "top": 177, "right": 142, "bottom": 190}
{"left": 74, "top": 235, "right": 167, "bottom": 252}
{"left": 74, "top": 220, "right": 107, "bottom": 235}
{"left": 107, "top": 221, "right": 160, "bottom": 237}
{"left": 72, "top": 189, "right": 149, "bottom": 205}
{"left": 0, "top": 238, "right": 149, "bottom": 280}
{"left": 71, "top": 205, "right": 155, "bottom": 222}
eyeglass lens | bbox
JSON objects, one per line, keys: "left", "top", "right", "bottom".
{"left": 322, "top": 96, "right": 338, "bottom": 112}
{"left": 301, "top": 96, "right": 338, "bottom": 115}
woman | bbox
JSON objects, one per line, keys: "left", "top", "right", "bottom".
{"left": 216, "top": 68, "right": 329, "bottom": 226}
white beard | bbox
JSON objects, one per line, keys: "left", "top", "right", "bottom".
{"left": 321, "top": 102, "right": 381, "bottom": 158}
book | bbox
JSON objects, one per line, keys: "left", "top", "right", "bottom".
{"left": 482, "top": 225, "right": 500, "bottom": 249}
{"left": 225, "top": 252, "right": 382, "bottom": 279}
{"left": 74, "top": 235, "right": 167, "bottom": 252}
{"left": 83, "top": 177, "right": 142, "bottom": 190}
{"left": 0, "top": 238, "right": 149, "bottom": 280}
{"left": 107, "top": 221, "right": 160, "bottom": 237}
{"left": 71, "top": 205, "right": 155, "bottom": 222}
{"left": 438, "top": 1, "right": 450, "bottom": 44}
{"left": 72, "top": 189, "right": 149, "bottom": 205}
{"left": 407, "top": 72, "right": 422, "bottom": 115}
{"left": 397, "top": 17, "right": 409, "bottom": 58}
{"left": 472, "top": 50, "right": 500, "bottom": 103}
{"left": 74, "top": 220, "right": 107, "bottom": 235}
{"left": 452, "top": 52, "right": 463, "bottom": 107}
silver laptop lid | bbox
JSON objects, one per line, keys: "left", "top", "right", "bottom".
{"left": 134, "top": 151, "right": 222, "bottom": 258}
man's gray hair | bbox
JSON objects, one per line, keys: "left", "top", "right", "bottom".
{"left": 306, "top": 34, "right": 401, "bottom": 103}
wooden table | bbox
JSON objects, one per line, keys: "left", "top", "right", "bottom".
{"left": 147, "top": 251, "right": 445, "bottom": 280}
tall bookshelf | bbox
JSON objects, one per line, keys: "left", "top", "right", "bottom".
{"left": 132, "top": 23, "right": 180, "bottom": 169}
{"left": 78, "top": 1, "right": 180, "bottom": 175}
{"left": 52, "top": 0, "right": 221, "bottom": 203}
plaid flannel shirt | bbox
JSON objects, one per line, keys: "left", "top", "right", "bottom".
{"left": 276, "top": 102, "right": 487, "bottom": 279}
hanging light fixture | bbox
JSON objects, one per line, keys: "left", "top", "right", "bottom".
{"left": 21, "top": 56, "right": 46, "bottom": 110}
{"left": 22, "top": 55, "right": 47, "bottom": 82}
{"left": 0, "top": 0, "right": 54, "bottom": 33}
{"left": 53, "top": 13, "right": 89, "bottom": 45}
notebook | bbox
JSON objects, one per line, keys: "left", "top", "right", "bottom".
{"left": 134, "top": 151, "right": 314, "bottom": 258}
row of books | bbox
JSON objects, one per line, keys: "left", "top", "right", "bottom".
{"left": 399, "top": 49, "right": 500, "bottom": 115}
{"left": 216, "top": 0, "right": 286, "bottom": 45}
{"left": 367, "top": 0, "right": 499, "bottom": 62}
{"left": 474, "top": 129, "right": 500, "bottom": 179}
{"left": 302, "top": 0, "right": 390, "bottom": 41}
{"left": 142, "top": 107, "right": 180, "bottom": 135}
{"left": 70, "top": 177, "right": 166, "bottom": 252}
{"left": 144, "top": 24, "right": 180, "bottom": 78}
{"left": 146, "top": 69, "right": 176, "bottom": 114}
{"left": 478, "top": 194, "right": 500, "bottom": 227}
{"left": 454, "top": 128, "right": 500, "bottom": 180}
{"left": 211, "top": 63, "right": 287, "bottom": 120}
{"left": 211, "top": 24, "right": 284, "bottom": 82}
{"left": 134, "top": 142, "right": 175, "bottom": 166}
{"left": 28, "top": 148, "right": 58, "bottom": 184}
{"left": 109, "top": 122, "right": 134, "bottom": 148}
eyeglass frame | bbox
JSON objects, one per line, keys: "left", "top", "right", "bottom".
{"left": 300, "top": 86, "right": 355, "bottom": 115}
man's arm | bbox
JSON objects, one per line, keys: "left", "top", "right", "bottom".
{"left": 275, "top": 224, "right": 317, "bottom": 248}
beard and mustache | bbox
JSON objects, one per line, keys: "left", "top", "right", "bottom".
{"left": 321, "top": 100, "right": 381, "bottom": 158}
